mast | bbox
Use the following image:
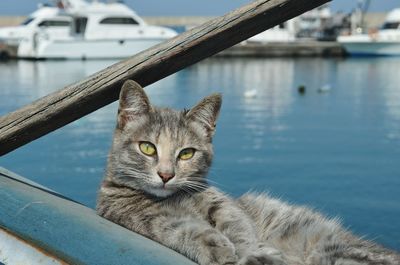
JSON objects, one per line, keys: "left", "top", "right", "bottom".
{"left": 360, "top": 0, "right": 371, "bottom": 31}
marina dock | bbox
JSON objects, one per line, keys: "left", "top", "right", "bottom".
{"left": 0, "top": 41, "right": 344, "bottom": 60}
{"left": 216, "top": 41, "right": 344, "bottom": 57}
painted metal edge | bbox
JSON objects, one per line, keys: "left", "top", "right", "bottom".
{"left": 0, "top": 227, "right": 66, "bottom": 265}
{"left": 0, "top": 167, "right": 196, "bottom": 265}
{"left": 0, "top": 167, "right": 55, "bottom": 192}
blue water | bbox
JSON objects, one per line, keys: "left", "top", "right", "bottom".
{"left": 1, "top": 57, "right": 399, "bottom": 250}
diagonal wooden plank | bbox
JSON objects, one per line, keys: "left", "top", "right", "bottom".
{"left": 0, "top": 0, "right": 330, "bottom": 156}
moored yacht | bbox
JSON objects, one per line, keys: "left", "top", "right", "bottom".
{"left": 338, "top": 8, "right": 400, "bottom": 56}
{"left": 0, "top": 0, "right": 177, "bottom": 59}
{"left": 247, "top": 19, "right": 296, "bottom": 43}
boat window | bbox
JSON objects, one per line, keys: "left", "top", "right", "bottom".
{"left": 21, "top": 17, "right": 35, "bottom": 25}
{"left": 75, "top": 17, "right": 88, "bottom": 35}
{"left": 38, "top": 20, "right": 71, "bottom": 27}
{"left": 99, "top": 17, "right": 139, "bottom": 25}
{"left": 382, "top": 22, "right": 400, "bottom": 29}
{"left": 302, "top": 17, "right": 317, "bottom": 23}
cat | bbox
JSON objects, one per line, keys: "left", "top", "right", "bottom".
{"left": 96, "top": 80, "right": 400, "bottom": 265}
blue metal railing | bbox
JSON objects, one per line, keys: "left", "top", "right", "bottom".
{"left": 0, "top": 167, "right": 196, "bottom": 265}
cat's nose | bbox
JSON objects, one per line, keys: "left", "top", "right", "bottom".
{"left": 158, "top": 172, "right": 175, "bottom": 183}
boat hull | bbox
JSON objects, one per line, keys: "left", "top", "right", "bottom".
{"left": 339, "top": 41, "right": 400, "bottom": 57}
{"left": 17, "top": 38, "right": 169, "bottom": 59}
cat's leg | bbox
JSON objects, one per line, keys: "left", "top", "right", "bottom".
{"left": 238, "top": 193, "right": 400, "bottom": 265}
{"left": 125, "top": 214, "right": 237, "bottom": 265}
{"left": 237, "top": 243, "right": 286, "bottom": 265}
{"left": 199, "top": 188, "right": 286, "bottom": 265}
{"left": 306, "top": 233, "right": 400, "bottom": 265}
{"left": 307, "top": 240, "right": 400, "bottom": 265}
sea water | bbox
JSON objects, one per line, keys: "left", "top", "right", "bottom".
{"left": 0, "top": 57, "right": 399, "bottom": 250}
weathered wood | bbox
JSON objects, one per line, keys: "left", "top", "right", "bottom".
{"left": 0, "top": 0, "right": 330, "bottom": 155}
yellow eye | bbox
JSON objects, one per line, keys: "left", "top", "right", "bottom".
{"left": 139, "top": 142, "right": 157, "bottom": 156}
{"left": 179, "top": 148, "right": 195, "bottom": 160}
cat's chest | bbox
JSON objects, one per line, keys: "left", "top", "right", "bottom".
{"left": 161, "top": 196, "right": 205, "bottom": 219}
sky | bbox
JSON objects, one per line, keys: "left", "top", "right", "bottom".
{"left": 0, "top": 0, "right": 399, "bottom": 16}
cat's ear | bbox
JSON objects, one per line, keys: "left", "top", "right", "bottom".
{"left": 117, "top": 80, "right": 151, "bottom": 129}
{"left": 186, "top": 93, "right": 222, "bottom": 138}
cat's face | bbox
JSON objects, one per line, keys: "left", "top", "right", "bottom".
{"left": 108, "top": 80, "right": 221, "bottom": 198}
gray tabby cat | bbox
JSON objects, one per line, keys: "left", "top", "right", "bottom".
{"left": 97, "top": 80, "right": 399, "bottom": 265}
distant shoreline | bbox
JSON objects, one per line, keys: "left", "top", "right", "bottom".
{"left": 0, "top": 13, "right": 387, "bottom": 28}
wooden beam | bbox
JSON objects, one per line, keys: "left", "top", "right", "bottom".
{"left": 0, "top": 0, "right": 330, "bottom": 155}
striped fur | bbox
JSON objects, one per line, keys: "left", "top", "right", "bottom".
{"left": 97, "top": 80, "right": 399, "bottom": 265}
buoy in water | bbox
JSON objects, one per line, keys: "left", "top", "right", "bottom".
{"left": 298, "top": 85, "right": 306, "bottom": 95}
{"left": 244, "top": 89, "right": 258, "bottom": 98}
{"left": 318, "top": 84, "right": 331, "bottom": 93}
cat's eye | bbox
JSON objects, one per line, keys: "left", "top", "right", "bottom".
{"left": 139, "top": 142, "right": 157, "bottom": 156}
{"left": 178, "top": 148, "right": 195, "bottom": 160}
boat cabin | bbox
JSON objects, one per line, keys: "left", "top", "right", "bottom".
{"left": 381, "top": 9, "right": 400, "bottom": 30}
{"left": 0, "top": 6, "right": 71, "bottom": 43}
{"left": 67, "top": 1, "right": 150, "bottom": 40}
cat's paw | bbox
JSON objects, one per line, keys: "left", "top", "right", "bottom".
{"left": 308, "top": 249, "right": 371, "bottom": 265}
{"left": 238, "top": 246, "right": 286, "bottom": 265}
{"left": 308, "top": 255, "right": 364, "bottom": 265}
{"left": 199, "top": 232, "right": 238, "bottom": 265}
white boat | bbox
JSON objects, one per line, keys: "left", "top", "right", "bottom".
{"left": 0, "top": 0, "right": 177, "bottom": 59}
{"left": 246, "top": 4, "right": 332, "bottom": 43}
{"left": 338, "top": 8, "right": 400, "bottom": 56}
{"left": 247, "top": 19, "right": 296, "bottom": 43}
{"left": 296, "top": 3, "right": 332, "bottom": 40}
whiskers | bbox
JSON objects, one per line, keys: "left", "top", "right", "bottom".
{"left": 173, "top": 177, "right": 209, "bottom": 195}
{"left": 117, "top": 163, "right": 147, "bottom": 178}
{"left": 114, "top": 166, "right": 151, "bottom": 189}
{"left": 117, "top": 170, "right": 145, "bottom": 180}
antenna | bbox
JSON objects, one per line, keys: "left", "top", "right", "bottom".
{"left": 360, "top": 0, "right": 371, "bottom": 30}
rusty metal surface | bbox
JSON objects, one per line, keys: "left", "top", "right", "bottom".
{"left": 0, "top": 167, "right": 196, "bottom": 265}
